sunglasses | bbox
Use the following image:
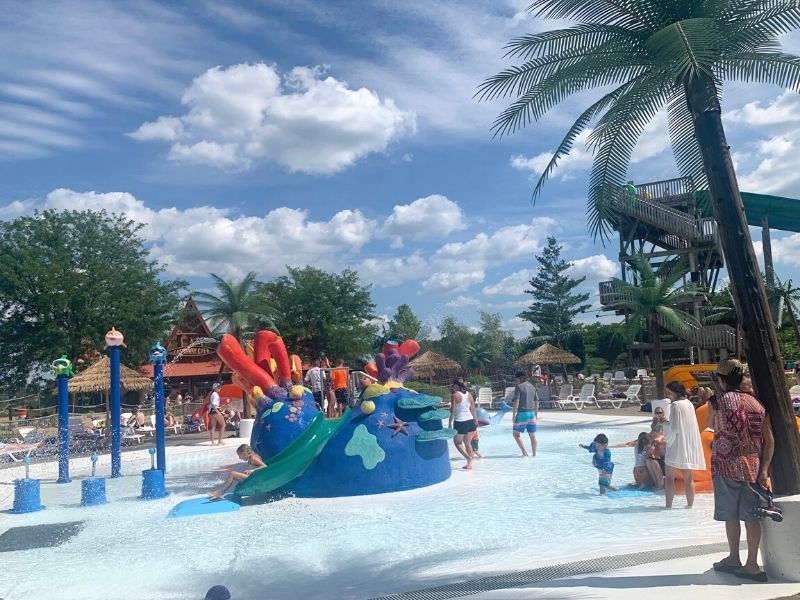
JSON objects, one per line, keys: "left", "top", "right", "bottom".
{"left": 654, "top": 410, "right": 664, "bottom": 415}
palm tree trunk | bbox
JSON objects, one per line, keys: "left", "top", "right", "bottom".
{"left": 687, "top": 76, "right": 800, "bottom": 495}
{"left": 649, "top": 314, "right": 664, "bottom": 399}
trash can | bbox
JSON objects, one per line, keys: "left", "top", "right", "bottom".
{"left": 17, "top": 408, "right": 27, "bottom": 419}
{"left": 238, "top": 418, "right": 255, "bottom": 441}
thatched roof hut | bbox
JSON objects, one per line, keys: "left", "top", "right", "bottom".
{"left": 68, "top": 356, "right": 153, "bottom": 394}
{"left": 515, "top": 343, "right": 581, "bottom": 366}
{"left": 408, "top": 351, "right": 461, "bottom": 378}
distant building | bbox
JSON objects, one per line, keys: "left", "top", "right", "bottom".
{"left": 139, "top": 297, "right": 229, "bottom": 401}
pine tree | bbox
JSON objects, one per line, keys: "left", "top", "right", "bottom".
{"left": 520, "top": 237, "right": 590, "bottom": 345}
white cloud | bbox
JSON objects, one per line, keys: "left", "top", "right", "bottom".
{"left": 725, "top": 90, "right": 800, "bottom": 129}
{"left": 381, "top": 194, "right": 466, "bottom": 247}
{"left": 482, "top": 269, "right": 534, "bottom": 296}
{"left": 444, "top": 295, "right": 480, "bottom": 308}
{"left": 435, "top": 217, "right": 556, "bottom": 267}
{"left": 567, "top": 254, "right": 618, "bottom": 285}
{"left": 421, "top": 269, "right": 485, "bottom": 294}
{"left": 770, "top": 234, "right": 800, "bottom": 268}
{"left": 504, "top": 316, "right": 530, "bottom": 340}
{"left": 356, "top": 253, "right": 429, "bottom": 288}
{"left": 130, "top": 63, "right": 416, "bottom": 173}
{"left": 26, "top": 188, "right": 376, "bottom": 279}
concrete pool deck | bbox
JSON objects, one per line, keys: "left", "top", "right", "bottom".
{"left": 1, "top": 409, "right": 798, "bottom": 600}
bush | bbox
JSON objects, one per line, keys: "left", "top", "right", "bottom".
{"left": 467, "top": 374, "right": 491, "bottom": 386}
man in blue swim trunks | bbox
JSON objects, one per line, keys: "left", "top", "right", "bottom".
{"left": 512, "top": 370, "right": 540, "bottom": 457}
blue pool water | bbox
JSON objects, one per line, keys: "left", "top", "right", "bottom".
{"left": 0, "top": 418, "right": 721, "bottom": 600}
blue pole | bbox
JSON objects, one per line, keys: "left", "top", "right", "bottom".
{"left": 57, "top": 373, "right": 70, "bottom": 483}
{"left": 154, "top": 361, "right": 166, "bottom": 472}
{"left": 110, "top": 346, "right": 122, "bottom": 478}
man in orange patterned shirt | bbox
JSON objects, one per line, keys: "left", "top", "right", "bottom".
{"left": 710, "top": 359, "right": 774, "bottom": 583}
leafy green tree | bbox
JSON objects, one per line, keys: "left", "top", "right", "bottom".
{"left": 429, "top": 316, "right": 476, "bottom": 366}
{"left": 519, "top": 237, "right": 590, "bottom": 344}
{"left": 0, "top": 209, "right": 187, "bottom": 389}
{"left": 582, "top": 322, "right": 627, "bottom": 374}
{"left": 386, "top": 304, "right": 423, "bottom": 342}
{"left": 257, "top": 266, "right": 376, "bottom": 360}
{"left": 605, "top": 256, "right": 702, "bottom": 398}
{"left": 475, "top": 311, "right": 512, "bottom": 362}
{"left": 480, "top": 0, "right": 800, "bottom": 492}
{"left": 193, "top": 272, "right": 275, "bottom": 343}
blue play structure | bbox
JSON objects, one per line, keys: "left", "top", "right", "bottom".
{"left": 168, "top": 343, "right": 459, "bottom": 517}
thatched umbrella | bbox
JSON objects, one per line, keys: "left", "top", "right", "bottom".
{"left": 516, "top": 343, "right": 581, "bottom": 391}
{"left": 68, "top": 356, "right": 153, "bottom": 422}
{"left": 515, "top": 342, "right": 581, "bottom": 367}
{"left": 408, "top": 350, "right": 461, "bottom": 379}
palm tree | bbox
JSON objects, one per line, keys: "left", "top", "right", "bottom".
{"left": 193, "top": 272, "right": 276, "bottom": 343}
{"left": 480, "top": 0, "right": 800, "bottom": 494}
{"left": 767, "top": 276, "right": 800, "bottom": 348}
{"left": 704, "top": 286, "right": 742, "bottom": 358}
{"left": 464, "top": 341, "right": 494, "bottom": 370}
{"left": 604, "top": 256, "right": 702, "bottom": 398}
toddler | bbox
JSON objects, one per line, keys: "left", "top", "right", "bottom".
{"left": 579, "top": 433, "right": 617, "bottom": 494}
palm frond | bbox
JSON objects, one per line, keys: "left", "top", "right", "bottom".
{"left": 585, "top": 76, "right": 672, "bottom": 239}
{"left": 645, "top": 18, "right": 723, "bottom": 80}
{"left": 718, "top": 52, "right": 800, "bottom": 91}
{"left": 531, "top": 78, "right": 641, "bottom": 203}
{"left": 489, "top": 53, "right": 650, "bottom": 138}
{"left": 528, "top": 0, "right": 662, "bottom": 30}
{"left": 667, "top": 88, "right": 708, "bottom": 189}
{"left": 502, "top": 24, "right": 645, "bottom": 60}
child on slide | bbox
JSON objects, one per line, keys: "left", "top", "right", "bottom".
{"left": 207, "top": 444, "right": 266, "bottom": 500}
{"left": 579, "top": 433, "right": 618, "bottom": 494}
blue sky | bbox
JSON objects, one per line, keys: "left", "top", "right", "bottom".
{"left": 2, "top": 1, "right": 800, "bottom": 339}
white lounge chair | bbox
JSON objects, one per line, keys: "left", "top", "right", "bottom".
{"left": 560, "top": 384, "right": 597, "bottom": 410}
{"left": 636, "top": 369, "right": 649, "bottom": 379}
{"left": 603, "top": 371, "right": 613, "bottom": 381}
{"left": 150, "top": 414, "right": 182, "bottom": 435}
{"left": 555, "top": 385, "right": 574, "bottom": 410}
{"left": 476, "top": 387, "right": 493, "bottom": 409}
{"left": 597, "top": 384, "right": 642, "bottom": 409}
{"left": 612, "top": 371, "right": 626, "bottom": 382}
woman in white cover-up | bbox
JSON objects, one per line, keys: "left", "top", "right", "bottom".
{"left": 664, "top": 381, "right": 706, "bottom": 509}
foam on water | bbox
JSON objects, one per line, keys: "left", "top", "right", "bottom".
{"left": 0, "top": 419, "right": 721, "bottom": 600}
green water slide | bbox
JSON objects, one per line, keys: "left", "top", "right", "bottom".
{"left": 233, "top": 410, "right": 348, "bottom": 498}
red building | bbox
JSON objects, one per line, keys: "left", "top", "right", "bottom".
{"left": 139, "top": 298, "right": 230, "bottom": 401}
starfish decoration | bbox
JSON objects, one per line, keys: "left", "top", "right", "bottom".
{"left": 388, "top": 416, "right": 409, "bottom": 437}
{"left": 380, "top": 411, "right": 390, "bottom": 419}
{"left": 265, "top": 424, "right": 272, "bottom": 432}
{"left": 376, "top": 419, "right": 385, "bottom": 428}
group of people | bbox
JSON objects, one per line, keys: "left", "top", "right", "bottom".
{"left": 449, "top": 370, "right": 540, "bottom": 470}
{"left": 582, "top": 359, "right": 775, "bottom": 582}
{"left": 303, "top": 357, "right": 351, "bottom": 418}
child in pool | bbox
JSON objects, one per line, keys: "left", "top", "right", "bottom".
{"left": 579, "top": 433, "right": 618, "bottom": 494}
{"left": 207, "top": 444, "right": 266, "bottom": 500}
{"left": 612, "top": 432, "right": 655, "bottom": 489}
{"left": 471, "top": 430, "right": 483, "bottom": 459}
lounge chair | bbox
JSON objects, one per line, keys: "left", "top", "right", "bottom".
{"left": 150, "top": 414, "right": 182, "bottom": 435}
{"left": 597, "top": 384, "right": 642, "bottom": 409}
{"left": 603, "top": 371, "right": 613, "bottom": 381}
{"left": 554, "top": 385, "right": 574, "bottom": 410}
{"left": 560, "top": 384, "right": 597, "bottom": 410}
{"left": 612, "top": 371, "right": 627, "bottom": 383}
{"left": 1, "top": 441, "right": 41, "bottom": 463}
{"left": 476, "top": 387, "right": 493, "bottom": 409}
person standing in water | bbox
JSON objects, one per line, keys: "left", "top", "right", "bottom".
{"left": 449, "top": 378, "right": 478, "bottom": 470}
{"left": 663, "top": 381, "right": 706, "bottom": 509}
{"left": 511, "top": 370, "right": 540, "bottom": 457}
